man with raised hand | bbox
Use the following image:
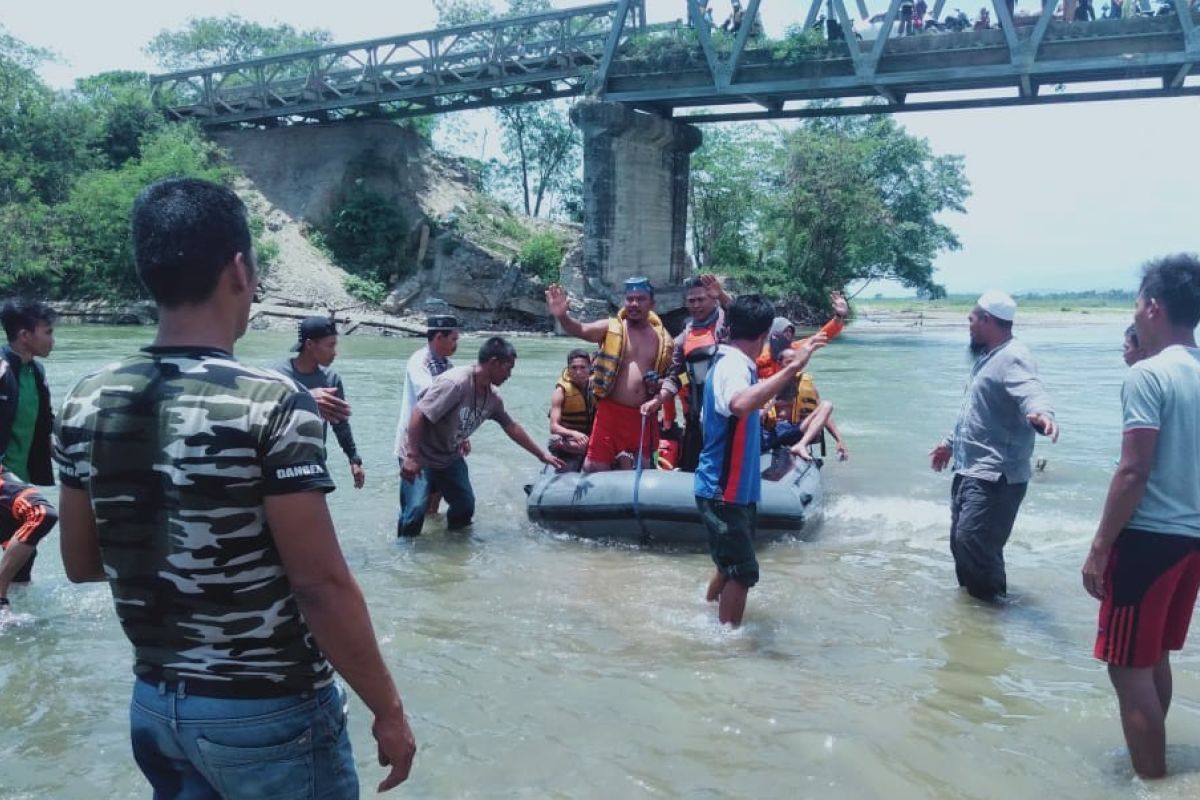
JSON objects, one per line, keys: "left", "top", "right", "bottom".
{"left": 55, "top": 178, "right": 415, "bottom": 796}
{"left": 694, "top": 294, "right": 826, "bottom": 627}
{"left": 546, "top": 278, "right": 674, "bottom": 473}
{"left": 1082, "top": 254, "right": 1200, "bottom": 779}
{"left": 929, "top": 289, "right": 1058, "bottom": 602}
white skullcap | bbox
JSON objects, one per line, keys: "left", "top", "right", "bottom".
{"left": 976, "top": 289, "right": 1016, "bottom": 322}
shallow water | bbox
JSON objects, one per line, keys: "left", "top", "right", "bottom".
{"left": 3, "top": 317, "right": 1199, "bottom": 799}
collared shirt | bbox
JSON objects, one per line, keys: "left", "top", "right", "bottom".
{"left": 947, "top": 338, "right": 1055, "bottom": 484}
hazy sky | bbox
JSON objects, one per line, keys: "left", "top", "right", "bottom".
{"left": 6, "top": 0, "right": 1197, "bottom": 294}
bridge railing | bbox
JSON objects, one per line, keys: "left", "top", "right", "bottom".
{"left": 150, "top": 2, "right": 638, "bottom": 124}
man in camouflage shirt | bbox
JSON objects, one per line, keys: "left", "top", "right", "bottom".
{"left": 56, "top": 178, "right": 415, "bottom": 797}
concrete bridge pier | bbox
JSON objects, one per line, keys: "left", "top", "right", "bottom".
{"left": 570, "top": 99, "right": 702, "bottom": 311}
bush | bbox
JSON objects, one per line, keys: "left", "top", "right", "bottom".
{"left": 343, "top": 274, "right": 388, "bottom": 305}
{"left": 322, "top": 186, "right": 408, "bottom": 283}
{"left": 518, "top": 231, "right": 566, "bottom": 284}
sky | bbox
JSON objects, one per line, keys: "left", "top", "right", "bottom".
{"left": 5, "top": 0, "right": 1197, "bottom": 295}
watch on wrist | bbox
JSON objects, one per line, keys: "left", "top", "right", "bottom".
{"left": 349, "top": 455, "right": 363, "bottom": 466}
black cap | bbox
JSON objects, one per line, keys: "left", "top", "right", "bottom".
{"left": 427, "top": 314, "right": 460, "bottom": 332}
{"left": 292, "top": 316, "right": 338, "bottom": 351}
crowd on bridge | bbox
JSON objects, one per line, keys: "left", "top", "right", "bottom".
{"left": 3, "top": 174, "right": 1200, "bottom": 793}
{"left": 687, "top": 0, "right": 1199, "bottom": 43}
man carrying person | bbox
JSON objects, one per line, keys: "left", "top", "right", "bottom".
{"left": 694, "top": 294, "right": 827, "bottom": 627}
{"left": 273, "top": 315, "right": 365, "bottom": 489}
{"left": 55, "top": 178, "right": 415, "bottom": 795}
{"left": 929, "top": 289, "right": 1059, "bottom": 602}
{"left": 640, "top": 274, "right": 731, "bottom": 472}
{"left": 548, "top": 348, "right": 596, "bottom": 472}
{"left": 0, "top": 468, "right": 56, "bottom": 616}
{"left": 546, "top": 278, "right": 674, "bottom": 473}
{"left": 0, "top": 299, "right": 57, "bottom": 583}
{"left": 1082, "top": 254, "right": 1200, "bottom": 780}
{"left": 398, "top": 336, "right": 564, "bottom": 537}
{"left": 393, "top": 314, "right": 461, "bottom": 536}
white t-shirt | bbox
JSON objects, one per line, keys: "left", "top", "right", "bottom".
{"left": 1123, "top": 344, "right": 1200, "bottom": 537}
{"left": 392, "top": 346, "right": 452, "bottom": 458}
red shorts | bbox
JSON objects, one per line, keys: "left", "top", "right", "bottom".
{"left": 585, "top": 398, "right": 658, "bottom": 468}
{"left": 1094, "top": 529, "right": 1200, "bottom": 668}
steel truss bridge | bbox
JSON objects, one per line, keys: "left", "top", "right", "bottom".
{"left": 150, "top": 0, "right": 1200, "bottom": 125}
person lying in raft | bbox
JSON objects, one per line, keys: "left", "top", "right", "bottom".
{"left": 547, "top": 348, "right": 596, "bottom": 472}
{"left": 762, "top": 350, "right": 848, "bottom": 463}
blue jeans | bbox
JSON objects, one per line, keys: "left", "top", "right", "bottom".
{"left": 130, "top": 679, "right": 357, "bottom": 800}
{"left": 397, "top": 456, "right": 475, "bottom": 536}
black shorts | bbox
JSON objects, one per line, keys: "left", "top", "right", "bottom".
{"left": 696, "top": 496, "right": 759, "bottom": 588}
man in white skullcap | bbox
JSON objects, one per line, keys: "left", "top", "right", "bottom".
{"left": 929, "top": 290, "right": 1059, "bottom": 601}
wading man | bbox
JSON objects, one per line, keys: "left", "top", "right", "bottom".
{"left": 695, "top": 294, "right": 826, "bottom": 627}
{"left": 929, "top": 290, "right": 1058, "bottom": 602}
{"left": 0, "top": 299, "right": 56, "bottom": 584}
{"left": 273, "top": 316, "right": 365, "bottom": 489}
{"left": 1082, "top": 254, "right": 1200, "bottom": 779}
{"left": 0, "top": 469, "right": 56, "bottom": 616}
{"left": 546, "top": 278, "right": 673, "bottom": 472}
{"left": 394, "top": 314, "right": 460, "bottom": 537}
{"left": 398, "top": 336, "right": 564, "bottom": 536}
{"left": 55, "top": 178, "right": 415, "bottom": 796}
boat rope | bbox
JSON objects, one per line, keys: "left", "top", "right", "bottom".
{"left": 633, "top": 411, "right": 652, "bottom": 544}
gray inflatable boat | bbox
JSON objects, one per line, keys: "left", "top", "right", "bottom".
{"left": 525, "top": 455, "right": 822, "bottom": 548}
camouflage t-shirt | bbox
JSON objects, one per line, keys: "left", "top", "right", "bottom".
{"left": 54, "top": 346, "right": 336, "bottom": 696}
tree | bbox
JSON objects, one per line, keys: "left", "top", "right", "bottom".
{"left": 756, "top": 115, "right": 969, "bottom": 310}
{"left": 688, "top": 124, "right": 778, "bottom": 271}
{"left": 145, "top": 16, "right": 333, "bottom": 71}
{"left": 490, "top": 100, "right": 580, "bottom": 218}
{"left": 73, "top": 71, "right": 163, "bottom": 167}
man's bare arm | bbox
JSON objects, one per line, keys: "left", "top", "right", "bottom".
{"left": 1082, "top": 428, "right": 1157, "bottom": 599}
{"left": 546, "top": 284, "right": 608, "bottom": 343}
{"left": 59, "top": 486, "right": 105, "bottom": 583}
{"left": 266, "top": 492, "right": 416, "bottom": 792}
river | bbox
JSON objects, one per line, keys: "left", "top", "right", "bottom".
{"left": 2, "top": 315, "right": 1198, "bottom": 799}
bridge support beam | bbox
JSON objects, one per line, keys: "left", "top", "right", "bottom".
{"left": 570, "top": 99, "right": 702, "bottom": 307}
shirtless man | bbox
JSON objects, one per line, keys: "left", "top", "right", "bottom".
{"left": 546, "top": 277, "right": 674, "bottom": 473}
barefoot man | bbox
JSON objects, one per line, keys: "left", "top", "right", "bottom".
{"left": 695, "top": 294, "right": 826, "bottom": 627}
{"left": 546, "top": 278, "right": 673, "bottom": 473}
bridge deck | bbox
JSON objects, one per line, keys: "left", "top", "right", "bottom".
{"left": 149, "top": 1, "right": 1200, "bottom": 125}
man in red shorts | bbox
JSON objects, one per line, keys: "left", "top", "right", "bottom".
{"left": 546, "top": 277, "right": 673, "bottom": 472}
{"left": 1082, "top": 253, "right": 1200, "bottom": 779}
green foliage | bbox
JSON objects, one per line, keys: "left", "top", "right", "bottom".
{"left": 772, "top": 25, "right": 828, "bottom": 63}
{"left": 145, "top": 16, "right": 333, "bottom": 71}
{"left": 456, "top": 197, "right": 535, "bottom": 257}
{"left": 488, "top": 100, "right": 580, "bottom": 218}
{"left": 321, "top": 185, "right": 409, "bottom": 283}
{"left": 690, "top": 111, "right": 970, "bottom": 312}
{"left": 73, "top": 71, "right": 164, "bottom": 167}
{"left": 343, "top": 274, "right": 389, "bottom": 305}
{"left": 518, "top": 231, "right": 567, "bottom": 283}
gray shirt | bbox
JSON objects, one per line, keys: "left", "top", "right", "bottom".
{"left": 1123, "top": 345, "right": 1200, "bottom": 538}
{"left": 400, "top": 366, "right": 514, "bottom": 470}
{"left": 945, "top": 338, "right": 1055, "bottom": 484}
{"left": 272, "top": 359, "right": 359, "bottom": 463}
